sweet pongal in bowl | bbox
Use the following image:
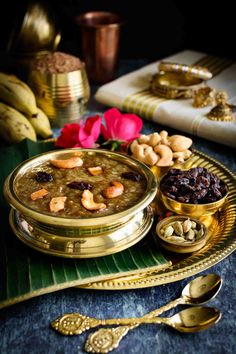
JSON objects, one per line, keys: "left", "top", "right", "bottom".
{"left": 4, "top": 149, "right": 157, "bottom": 258}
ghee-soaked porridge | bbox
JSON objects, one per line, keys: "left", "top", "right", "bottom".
{"left": 15, "top": 152, "right": 147, "bottom": 217}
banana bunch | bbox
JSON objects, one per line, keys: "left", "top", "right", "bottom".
{"left": 0, "top": 72, "right": 52, "bottom": 143}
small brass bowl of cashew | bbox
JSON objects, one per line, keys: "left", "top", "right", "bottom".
{"left": 4, "top": 148, "right": 157, "bottom": 258}
{"left": 156, "top": 215, "right": 208, "bottom": 253}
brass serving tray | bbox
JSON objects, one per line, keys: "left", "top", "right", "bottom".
{"left": 80, "top": 149, "right": 236, "bottom": 290}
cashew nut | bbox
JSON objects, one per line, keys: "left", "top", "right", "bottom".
{"left": 138, "top": 133, "right": 161, "bottom": 147}
{"left": 138, "top": 135, "right": 150, "bottom": 144}
{"left": 81, "top": 190, "right": 106, "bottom": 210}
{"left": 132, "top": 144, "right": 158, "bottom": 166}
{"left": 173, "top": 149, "right": 192, "bottom": 163}
{"left": 159, "top": 130, "right": 169, "bottom": 145}
{"left": 103, "top": 181, "right": 124, "bottom": 198}
{"left": 154, "top": 144, "right": 173, "bottom": 166}
{"left": 148, "top": 133, "right": 161, "bottom": 147}
{"left": 88, "top": 166, "right": 103, "bottom": 176}
{"left": 131, "top": 143, "right": 146, "bottom": 163}
{"left": 130, "top": 140, "right": 139, "bottom": 154}
{"left": 31, "top": 188, "right": 49, "bottom": 201}
{"left": 143, "top": 146, "right": 159, "bottom": 165}
{"left": 50, "top": 156, "right": 83, "bottom": 169}
{"left": 49, "top": 196, "right": 67, "bottom": 212}
{"left": 168, "top": 135, "right": 192, "bottom": 152}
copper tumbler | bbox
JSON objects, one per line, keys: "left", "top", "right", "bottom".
{"left": 75, "top": 12, "right": 121, "bottom": 84}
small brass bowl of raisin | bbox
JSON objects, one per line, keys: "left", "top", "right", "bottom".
{"left": 156, "top": 215, "right": 208, "bottom": 253}
{"left": 160, "top": 167, "right": 228, "bottom": 218}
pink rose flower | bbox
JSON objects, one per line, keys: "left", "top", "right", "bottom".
{"left": 101, "top": 108, "right": 143, "bottom": 149}
{"left": 55, "top": 115, "right": 102, "bottom": 148}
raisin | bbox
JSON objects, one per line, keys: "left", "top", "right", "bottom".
{"left": 67, "top": 181, "right": 93, "bottom": 191}
{"left": 35, "top": 171, "right": 53, "bottom": 182}
{"left": 121, "top": 172, "right": 142, "bottom": 181}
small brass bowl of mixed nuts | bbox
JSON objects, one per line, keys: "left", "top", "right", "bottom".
{"left": 156, "top": 215, "right": 208, "bottom": 253}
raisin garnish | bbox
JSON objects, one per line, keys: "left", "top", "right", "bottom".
{"left": 122, "top": 172, "right": 142, "bottom": 181}
{"left": 67, "top": 181, "right": 93, "bottom": 191}
{"left": 35, "top": 171, "right": 53, "bottom": 182}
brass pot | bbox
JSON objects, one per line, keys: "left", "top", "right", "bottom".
{"left": 28, "top": 66, "right": 90, "bottom": 128}
{"left": 2, "top": 1, "right": 61, "bottom": 80}
{"left": 7, "top": 1, "right": 61, "bottom": 54}
{"left": 4, "top": 149, "right": 157, "bottom": 258}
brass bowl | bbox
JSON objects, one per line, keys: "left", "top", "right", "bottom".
{"left": 156, "top": 215, "right": 208, "bottom": 253}
{"left": 4, "top": 149, "right": 157, "bottom": 258}
{"left": 160, "top": 190, "right": 228, "bottom": 218}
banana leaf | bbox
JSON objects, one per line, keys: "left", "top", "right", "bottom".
{"left": 0, "top": 140, "right": 169, "bottom": 309}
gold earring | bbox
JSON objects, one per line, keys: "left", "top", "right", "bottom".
{"left": 206, "top": 91, "right": 234, "bottom": 122}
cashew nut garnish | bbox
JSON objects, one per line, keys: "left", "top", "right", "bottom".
{"left": 50, "top": 156, "right": 83, "bottom": 169}
{"left": 49, "top": 196, "right": 67, "bottom": 212}
{"left": 88, "top": 166, "right": 103, "bottom": 176}
{"left": 103, "top": 181, "right": 124, "bottom": 199}
{"left": 154, "top": 144, "right": 173, "bottom": 166}
{"left": 81, "top": 190, "right": 106, "bottom": 210}
{"left": 31, "top": 188, "right": 49, "bottom": 201}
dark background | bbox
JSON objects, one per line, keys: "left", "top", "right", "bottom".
{"left": 1, "top": 0, "right": 236, "bottom": 62}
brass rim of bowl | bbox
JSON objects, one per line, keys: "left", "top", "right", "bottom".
{"left": 160, "top": 190, "right": 228, "bottom": 209}
{"left": 4, "top": 148, "right": 157, "bottom": 227}
{"left": 156, "top": 215, "right": 207, "bottom": 246}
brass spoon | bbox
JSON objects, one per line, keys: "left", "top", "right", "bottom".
{"left": 51, "top": 274, "right": 222, "bottom": 336}
{"left": 84, "top": 306, "right": 221, "bottom": 353}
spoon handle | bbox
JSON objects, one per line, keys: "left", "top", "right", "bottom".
{"left": 84, "top": 299, "right": 183, "bottom": 353}
{"left": 84, "top": 318, "right": 170, "bottom": 353}
{"left": 51, "top": 297, "right": 183, "bottom": 336}
{"left": 142, "top": 297, "right": 183, "bottom": 319}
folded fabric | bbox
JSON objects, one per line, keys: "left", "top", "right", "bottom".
{"left": 95, "top": 50, "right": 236, "bottom": 148}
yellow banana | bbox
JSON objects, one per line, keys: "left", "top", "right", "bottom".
{"left": 28, "top": 107, "right": 53, "bottom": 139}
{"left": 0, "top": 72, "right": 38, "bottom": 117}
{"left": 0, "top": 102, "right": 36, "bottom": 143}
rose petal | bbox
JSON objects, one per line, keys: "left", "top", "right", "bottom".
{"left": 102, "top": 108, "right": 123, "bottom": 140}
{"left": 55, "top": 123, "right": 81, "bottom": 148}
{"left": 101, "top": 108, "right": 142, "bottom": 142}
{"left": 78, "top": 116, "right": 102, "bottom": 148}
